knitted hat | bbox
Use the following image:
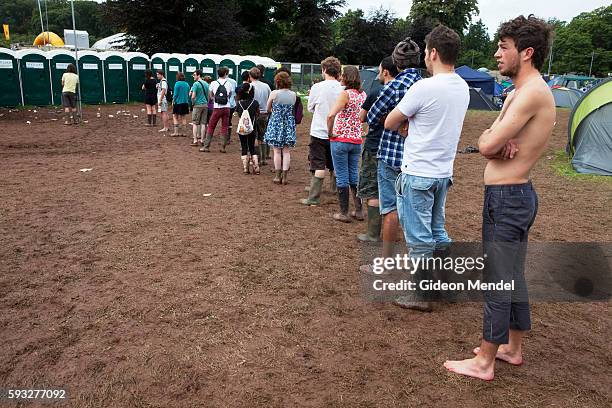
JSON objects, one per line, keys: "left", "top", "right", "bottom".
{"left": 392, "top": 37, "right": 420, "bottom": 69}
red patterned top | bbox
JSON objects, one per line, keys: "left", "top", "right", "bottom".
{"left": 332, "top": 89, "right": 366, "bottom": 144}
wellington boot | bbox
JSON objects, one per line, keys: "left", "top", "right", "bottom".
{"left": 300, "top": 176, "right": 323, "bottom": 205}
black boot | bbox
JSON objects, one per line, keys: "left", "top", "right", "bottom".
{"left": 349, "top": 185, "right": 364, "bottom": 220}
{"left": 332, "top": 187, "right": 351, "bottom": 223}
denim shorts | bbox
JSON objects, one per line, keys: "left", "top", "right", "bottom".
{"left": 377, "top": 160, "right": 401, "bottom": 215}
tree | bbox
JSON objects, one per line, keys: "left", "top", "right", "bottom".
{"left": 104, "top": 0, "right": 249, "bottom": 54}
{"left": 409, "top": 0, "right": 479, "bottom": 35}
{"left": 274, "top": 0, "right": 345, "bottom": 62}
{"left": 331, "top": 7, "right": 399, "bottom": 65}
{"left": 457, "top": 19, "right": 493, "bottom": 68}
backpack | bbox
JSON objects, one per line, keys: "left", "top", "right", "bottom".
{"left": 161, "top": 79, "right": 172, "bottom": 103}
{"left": 214, "top": 79, "right": 228, "bottom": 105}
{"left": 237, "top": 99, "right": 255, "bottom": 135}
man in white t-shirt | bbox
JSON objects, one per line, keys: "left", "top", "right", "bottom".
{"left": 202, "top": 66, "right": 235, "bottom": 153}
{"left": 385, "top": 25, "right": 469, "bottom": 311}
{"left": 301, "top": 56, "right": 343, "bottom": 205}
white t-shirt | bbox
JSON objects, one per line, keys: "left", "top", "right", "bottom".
{"left": 308, "top": 79, "right": 343, "bottom": 140}
{"left": 210, "top": 78, "right": 235, "bottom": 109}
{"left": 396, "top": 73, "right": 469, "bottom": 178}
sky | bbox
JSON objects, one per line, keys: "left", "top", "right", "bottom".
{"left": 342, "top": 0, "right": 610, "bottom": 35}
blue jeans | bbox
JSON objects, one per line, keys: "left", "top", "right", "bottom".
{"left": 330, "top": 141, "right": 361, "bottom": 188}
{"left": 377, "top": 160, "right": 401, "bottom": 215}
{"left": 396, "top": 173, "right": 453, "bottom": 258}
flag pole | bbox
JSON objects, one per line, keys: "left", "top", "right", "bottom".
{"left": 70, "top": 0, "right": 83, "bottom": 122}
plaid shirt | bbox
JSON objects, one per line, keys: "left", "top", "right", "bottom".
{"left": 366, "top": 68, "right": 421, "bottom": 169}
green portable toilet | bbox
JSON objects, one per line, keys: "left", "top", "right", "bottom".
{"left": 47, "top": 49, "right": 76, "bottom": 106}
{"left": 183, "top": 54, "right": 201, "bottom": 86}
{"left": 257, "top": 56, "right": 279, "bottom": 85}
{"left": 126, "top": 52, "right": 149, "bottom": 102}
{"left": 202, "top": 54, "right": 221, "bottom": 79}
{"left": 150, "top": 52, "right": 169, "bottom": 77}
{"left": 166, "top": 54, "right": 183, "bottom": 90}
{"left": 238, "top": 56, "right": 257, "bottom": 77}
{"left": 76, "top": 51, "right": 104, "bottom": 104}
{"left": 17, "top": 49, "right": 52, "bottom": 106}
{"left": 220, "top": 55, "right": 239, "bottom": 80}
{"left": 0, "top": 48, "right": 22, "bottom": 107}
{"left": 100, "top": 51, "right": 128, "bottom": 103}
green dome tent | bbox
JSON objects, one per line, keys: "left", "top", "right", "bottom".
{"left": 567, "top": 79, "right": 612, "bottom": 176}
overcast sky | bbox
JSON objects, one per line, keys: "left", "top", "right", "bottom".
{"left": 343, "top": 0, "right": 609, "bottom": 35}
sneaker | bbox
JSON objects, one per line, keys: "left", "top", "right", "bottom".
{"left": 158, "top": 128, "right": 168, "bottom": 132}
{"left": 199, "top": 147, "right": 210, "bottom": 152}
{"left": 392, "top": 296, "right": 432, "bottom": 312}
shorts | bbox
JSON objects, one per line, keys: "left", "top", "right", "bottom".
{"left": 159, "top": 99, "right": 168, "bottom": 112}
{"left": 192, "top": 105, "right": 207, "bottom": 125}
{"left": 144, "top": 95, "right": 157, "bottom": 106}
{"left": 173, "top": 103, "right": 189, "bottom": 115}
{"left": 255, "top": 113, "right": 269, "bottom": 141}
{"left": 377, "top": 159, "right": 400, "bottom": 215}
{"left": 61, "top": 92, "right": 76, "bottom": 108}
{"left": 308, "top": 136, "right": 334, "bottom": 172}
{"left": 357, "top": 148, "right": 378, "bottom": 199}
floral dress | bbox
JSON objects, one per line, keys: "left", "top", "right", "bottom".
{"left": 264, "top": 89, "right": 297, "bottom": 148}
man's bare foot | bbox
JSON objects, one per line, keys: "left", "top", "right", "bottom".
{"left": 473, "top": 346, "right": 523, "bottom": 366}
{"left": 443, "top": 358, "right": 494, "bottom": 381}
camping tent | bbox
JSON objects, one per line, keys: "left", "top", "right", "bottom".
{"left": 92, "top": 33, "right": 128, "bottom": 50}
{"left": 468, "top": 87, "right": 497, "bottom": 110}
{"left": 126, "top": 52, "right": 149, "bottom": 102}
{"left": 47, "top": 49, "right": 76, "bottom": 106}
{"left": 549, "top": 75, "right": 596, "bottom": 90}
{"left": 552, "top": 87, "right": 583, "bottom": 108}
{"left": 359, "top": 68, "right": 379, "bottom": 95}
{"left": 456, "top": 65, "right": 495, "bottom": 95}
{"left": 0, "top": 48, "right": 23, "bottom": 107}
{"left": 16, "top": 49, "right": 52, "bottom": 105}
{"left": 567, "top": 79, "right": 612, "bottom": 175}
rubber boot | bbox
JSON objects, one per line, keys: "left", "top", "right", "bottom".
{"left": 199, "top": 134, "right": 212, "bottom": 152}
{"left": 281, "top": 170, "right": 288, "bottom": 185}
{"left": 152, "top": 114, "right": 157, "bottom": 125}
{"left": 252, "top": 155, "right": 260, "bottom": 174}
{"left": 350, "top": 185, "right": 364, "bottom": 220}
{"left": 273, "top": 169, "right": 282, "bottom": 184}
{"left": 72, "top": 113, "right": 79, "bottom": 125}
{"left": 171, "top": 123, "right": 180, "bottom": 137}
{"left": 241, "top": 155, "right": 249, "bottom": 174}
{"left": 329, "top": 172, "right": 337, "bottom": 193}
{"left": 265, "top": 144, "right": 271, "bottom": 160}
{"left": 300, "top": 176, "right": 323, "bottom": 205}
{"left": 220, "top": 133, "right": 228, "bottom": 153}
{"left": 357, "top": 206, "right": 382, "bottom": 242}
{"left": 333, "top": 187, "right": 351, "bottom": 223}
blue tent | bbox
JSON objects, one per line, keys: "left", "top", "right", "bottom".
{"left": 494, "top": 82, "right": 503, "bottom": 97}
{"left": 455, "top": 65, "right": 495, "bottom": 95}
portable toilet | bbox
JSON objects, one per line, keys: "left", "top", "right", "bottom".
{"left": 202, "top": 54, "right": 222, "bottom": 80}
{"left": 100, "top": 51, "right": 128, "bottom": 103}
{"left": 238, "top": 56, "right": 258, "bottom": 77}
{"left": 220, "top": 55, "right": 240, "bottom": 80}
{"left": 0, "top": 48, "right": 22, "bottom": 107}
{"left": 126, "top": 52, "right": 149, "bottom": 102}
{"left": 166, "top": 54, "right": 184, "bottom": 89}
{"left": 258, "top": 56, "right": 279, "bottom": 85}
{"left": 16, "top": 49, "right": 52, "bottom": 106}
{"left": 184, "top": 54, "right": 202, "bottom": 86}
{"left": 150, "top": 52, "right": 170, "bottom": 76}
{"left": 47, "top": 49, "right": 76, "bottom": 106}
{"left": 77, "top": 50, "right": 105, "bottom": 104}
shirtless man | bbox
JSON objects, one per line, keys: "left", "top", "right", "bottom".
{"left": 444, "top": 15, "right": 555, "bottom": 381}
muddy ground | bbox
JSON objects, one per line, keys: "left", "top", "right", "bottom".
{"left": 0, "top": 105, "right": 610, "bottom": 407}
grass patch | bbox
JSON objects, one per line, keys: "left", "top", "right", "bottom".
{"left": 549, "top": 150, "right": 612, "bottom": 183}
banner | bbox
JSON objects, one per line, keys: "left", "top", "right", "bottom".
{"left": 3, "top": 24, "right": 9, "bottom": 41}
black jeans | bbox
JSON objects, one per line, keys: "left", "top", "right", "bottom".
{"left": 239, "top": 132, "right": 257, "bottom": 156}
{"left": 482, "top": 181, "right": 538, "bottom": 344}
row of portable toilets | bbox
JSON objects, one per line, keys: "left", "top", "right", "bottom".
{"left": 0, "top": 48, "right": 279, "bottom": 107}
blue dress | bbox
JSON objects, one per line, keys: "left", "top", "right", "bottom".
{"left": 264, "top": 103, "right": 296, "bottom": 148}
